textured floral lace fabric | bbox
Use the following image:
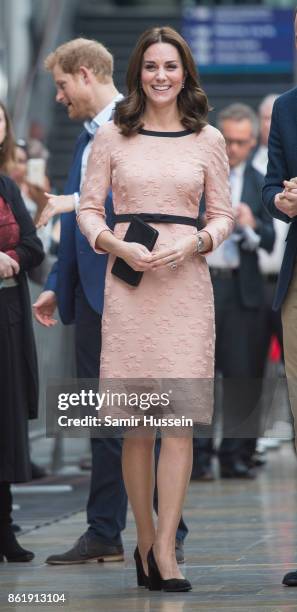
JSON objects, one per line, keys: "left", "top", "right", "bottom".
{"left": 78, "top": 123, "right": 234, "bottom": 424}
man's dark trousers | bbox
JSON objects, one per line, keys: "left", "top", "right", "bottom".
{"left": 75, "top": 283, "right": 188, "bottom": 544}
{"left": 75, "top": 283, "right": 127, "bottom": 545}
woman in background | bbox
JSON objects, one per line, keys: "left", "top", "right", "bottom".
{"left": 0, "top": 102, "right": 44, "bottom": 562}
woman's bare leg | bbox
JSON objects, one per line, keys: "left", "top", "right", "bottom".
{"left": 154, "top": 431, "right": 193, "bottom": 579}
{"left": 122, "top": 429, "right": 156, "bottom": 574}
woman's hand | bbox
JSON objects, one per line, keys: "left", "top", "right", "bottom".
{"left": 118, "top": 242, "right": 153, "bottom": 271}
{"left": 0, "top": 252, "right": 20, "bottom": 278}
{"left": 96, "top": 229, "right": 212, "bottom": 272}
{"left": 150, "top": 231, "right": 212, "bottom": 270}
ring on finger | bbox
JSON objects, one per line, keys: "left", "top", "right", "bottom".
{"left": 170, "top": 261, "right": 177, "bottom": 270}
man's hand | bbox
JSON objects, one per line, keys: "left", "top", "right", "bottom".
{"left": 33, "top": 290, "right": 57, "bottom": 327}
{"left": 0, "top": 252, "right": 20, "bottom": 278}
{"left": 235, "top": 203, "right": 256, "bottom": 228}
{"left": 36, "top": 194, "right": 75, "bottom": 228}
{"left": 275, "top": 179, "right": 297, "bottom": 218}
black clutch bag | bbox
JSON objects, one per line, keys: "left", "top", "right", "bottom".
{"left": 111, "top": 216, "right": 159, "bottom": 286}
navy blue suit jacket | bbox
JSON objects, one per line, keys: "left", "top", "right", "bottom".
{"left": 262, "top": 87, "right": 297, "bottom": 310}
{"left": 45, "top": 130, "right": 113, "bottom": 324}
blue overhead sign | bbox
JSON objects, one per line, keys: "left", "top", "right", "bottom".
{"left": 182, "top": 6, "right": 294, "bottom": 74}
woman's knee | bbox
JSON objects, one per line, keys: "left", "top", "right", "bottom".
{"left": 123, "top": 430, "right": 156, "bottom": 450}
{"left": 160, "top": 433, "right": 193, "bottom": 453}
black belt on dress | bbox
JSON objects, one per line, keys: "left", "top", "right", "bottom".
{"left": 114, "top": 213, "right": 198, "bottom": 227}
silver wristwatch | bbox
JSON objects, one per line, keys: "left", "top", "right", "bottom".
{"left": 196, "top": 234, "right": 205, "bottom": 254}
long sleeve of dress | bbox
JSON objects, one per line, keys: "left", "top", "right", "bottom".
{"left": 203, "top": 130, "right": 234, "bottom": 250}
{"left": 77, "top": 125, "right": 113, "bottom": 253}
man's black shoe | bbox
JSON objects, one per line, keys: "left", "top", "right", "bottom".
{"left": 175, "top": 539, "right": 185, "bottom": 564}
{"left": 220, "top": 460, "right": 256, "bottom": 479}
{"left": 45, "top": 532, "right": 124, "bottom": 565}
{"left": 283, "top": 570, "right": 297, "bottom": 586}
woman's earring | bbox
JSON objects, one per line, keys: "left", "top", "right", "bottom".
{"left": 181, "top": 80, "right": 185, "bottom": 89}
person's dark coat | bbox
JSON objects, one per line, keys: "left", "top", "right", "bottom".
{"left": 263, "top": 86, "right": 297, "bottom": 309}
{"left": 0, "top": 174, "right": 44, "bottom": 418}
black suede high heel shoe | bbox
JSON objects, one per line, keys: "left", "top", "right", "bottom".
{"left": 134, "top": 547, "right": 149, "bottom": 588}
{"left": 0, "top": 527, "right": 34, "bottom": 562}
{"left": 147, "top": 547, "right": 192, "bottom": 592}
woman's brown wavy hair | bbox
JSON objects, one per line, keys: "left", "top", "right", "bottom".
{"left": 114, "top": 26, "right": 210, "bottom": 137}
{"left": 0, "top": 101, "right": 15, "bottom": 174}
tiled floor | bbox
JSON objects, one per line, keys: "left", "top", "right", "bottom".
{"left": 1, "top": 444, "right": 297, "bottom": 611}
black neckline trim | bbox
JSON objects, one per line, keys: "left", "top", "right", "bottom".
{"left": 139, "top": 128, "right": 194, "bottom": 138}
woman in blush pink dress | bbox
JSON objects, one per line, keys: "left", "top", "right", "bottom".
{"left": 78, "top": 26, "right": 234, "bottom": 592}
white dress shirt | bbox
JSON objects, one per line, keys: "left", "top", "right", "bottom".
{"left": 252, "top": 145, "right": 268, "bottom": 176}
{"left": 229, "top": 162, "right": 245, "bottom": 208}
{"left": 207, "top": 163, "right": 246, "bottom": 269}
